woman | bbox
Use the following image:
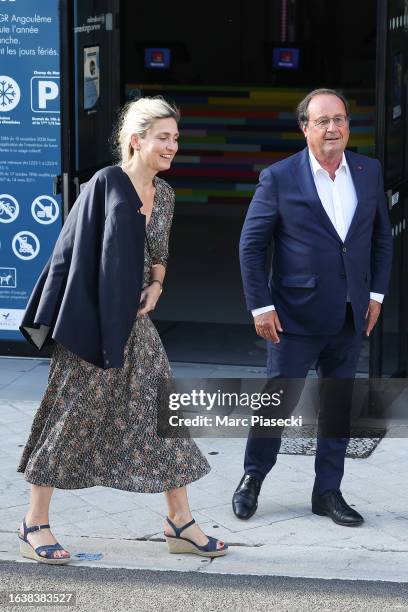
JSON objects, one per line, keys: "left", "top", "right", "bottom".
{"left": 16, "top": 97, "right": 228, "bottom": 564}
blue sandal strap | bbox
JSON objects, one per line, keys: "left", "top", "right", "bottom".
{"left": 195, "top": 536, "right": 224, "bottom": 552}
{"left": 35, "top": 543, "right": 64, "bottom": 556}
{"left": 22, "top": 517, "right": 50, "bottom": 540}
{"left": 26, "top": 524, "right": 50, "bottom": 534}
{"left": 164, "top": 517, "right": 227, "bottom": 551}
{"left": 178, "top": 519, "right": 196, "bottom": 535}
{"left": 165, "top": 516, "right": 196, "bottom": 538}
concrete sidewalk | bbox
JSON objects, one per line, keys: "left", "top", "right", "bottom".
{"left": 0, "top": 357, "right": 407, "bottom": 582}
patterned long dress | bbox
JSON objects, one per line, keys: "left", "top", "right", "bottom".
{"left": 17, "top": 176, "right": 211, "bottom": 493}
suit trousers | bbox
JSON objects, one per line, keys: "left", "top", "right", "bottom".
{"left": 244, "top": 304, "right": 363, "bottom": 494}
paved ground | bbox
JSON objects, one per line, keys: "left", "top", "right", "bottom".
{"left": 1, "top": 562, "right": 408, "bottom": 612}
{"left": 0, "top": 358, "right": 407, "bottom": 588}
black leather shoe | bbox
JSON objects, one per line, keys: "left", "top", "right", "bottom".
{"left": 312, "top": 490, "right": 364, "bottom": 526}
{"left": 232, "top": 474, "right": 262, "bottom": 520}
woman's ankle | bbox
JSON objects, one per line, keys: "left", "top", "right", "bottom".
{"left": 166, "top": 511, "right": 193, "bottom": 526}
{"left": 25, "top": 511, "right": 50, "bottom": 526}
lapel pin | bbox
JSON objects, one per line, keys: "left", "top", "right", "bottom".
{"left": 357, "top": 165, "right": 363, "bottom": 170}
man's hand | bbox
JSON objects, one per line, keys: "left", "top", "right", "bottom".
{"left": 365, "top": 299, "right": 382, "bottom": 336}
{"left": 254, "top": 310, "right": 283, "bottom": 343}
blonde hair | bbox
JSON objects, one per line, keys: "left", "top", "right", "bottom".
{"left": 114, "top": 96, "right": 180, "bottom": 165}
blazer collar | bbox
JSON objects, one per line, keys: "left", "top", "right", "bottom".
{"left": 343, "top": 150, "right": 367, "bottom": 242}
{"left": 292, "top": 147, "right": 341, "bottom": 242}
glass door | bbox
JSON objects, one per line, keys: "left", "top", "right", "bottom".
{"left": 59, "top": 0, "right": 121, "bottom": 211}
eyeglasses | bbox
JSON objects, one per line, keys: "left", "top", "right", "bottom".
{"left": 311, "top": 115, "right": 349, "bottom": 129}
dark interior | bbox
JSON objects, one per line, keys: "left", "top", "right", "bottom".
{"left": 121, "top": 0, "right": 377, "bottom": 88}
{"left": 119, "top": 0, "right": 377, "bottom": 370}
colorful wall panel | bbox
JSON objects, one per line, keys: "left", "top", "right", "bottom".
{"left": 126, "top": 85, "right": 375, "bottom": 205}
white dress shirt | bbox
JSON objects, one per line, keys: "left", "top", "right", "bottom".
{"left": 252, "top": 149, "right": 383, "bottom": 317}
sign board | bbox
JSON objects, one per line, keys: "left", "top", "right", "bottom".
{"left": 272, "top": 47, "right": 300, "bottom": 70}
{"left": 83, "top": 44, "right": 100, "bottom": 111}
{"left": 0, "top": 0, "right": 61, "bottom": 341}
{"left": 144, "top": 47, "right": 171, "bottom": 70}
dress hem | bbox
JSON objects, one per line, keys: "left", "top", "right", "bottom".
{"left": 17, "top": 465, "right": 211, "bottom": 495}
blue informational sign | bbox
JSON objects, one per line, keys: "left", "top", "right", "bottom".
{"left": 144, "top": 48, "right": 171, "bottom": 70}
{"left": 0, "top": 0, "right": 61, "bottom": 342}
{"left": 272, "top": 47, "right": 300, "bottom": 70}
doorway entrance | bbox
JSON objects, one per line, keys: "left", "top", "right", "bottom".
{"left": 119, "top": 0, "right": 378, "bottom": 370}
{"left": 59, "top": 0, "right": 406, "bottom": 374}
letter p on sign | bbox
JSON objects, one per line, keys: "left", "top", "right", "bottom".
{"left": 31, "top": 77, "right": 60, "bottom": 113}
{"left": 38, "top": 81, "right": 59, "bottom": 108}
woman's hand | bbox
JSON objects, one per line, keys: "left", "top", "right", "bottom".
{"left": 138, "top": 283, "right": 162, "bottom": 316}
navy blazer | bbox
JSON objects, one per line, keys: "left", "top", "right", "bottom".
{"left": 20, "top": 165, "right": 146, "bottom": 369}
{"left": 239, "top": 147, "right": 393, "bottom": 335}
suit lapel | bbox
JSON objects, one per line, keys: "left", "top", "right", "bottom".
{"left": 343, "top": 150, "right": 366, "bottom": 242}
{"left": 292, "top": 148, "right": 342, "bottom": 243}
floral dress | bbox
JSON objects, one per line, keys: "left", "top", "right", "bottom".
{"left": 17, "top": 176, "right": 210, "bottom": 493}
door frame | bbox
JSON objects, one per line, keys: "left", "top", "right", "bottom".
{"left": 373, "top": 0, "right": 408, "bottom": 377}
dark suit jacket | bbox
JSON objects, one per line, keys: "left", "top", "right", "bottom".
{"left": 20, "top": 165, "right": 146, "bottom": 369}
{"left": 239, "top": 147, "right": 393, "bottom": 335}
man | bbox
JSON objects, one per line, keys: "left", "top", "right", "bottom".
{"left": 233, "top": 89, "right": 393, "bottom": 526}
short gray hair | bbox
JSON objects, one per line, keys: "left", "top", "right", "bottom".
{"left": 297, "top": 88, "right": 350, "bottom": 128}
{"left": 114, "top": 95, "right": 180, "bottom": 164}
